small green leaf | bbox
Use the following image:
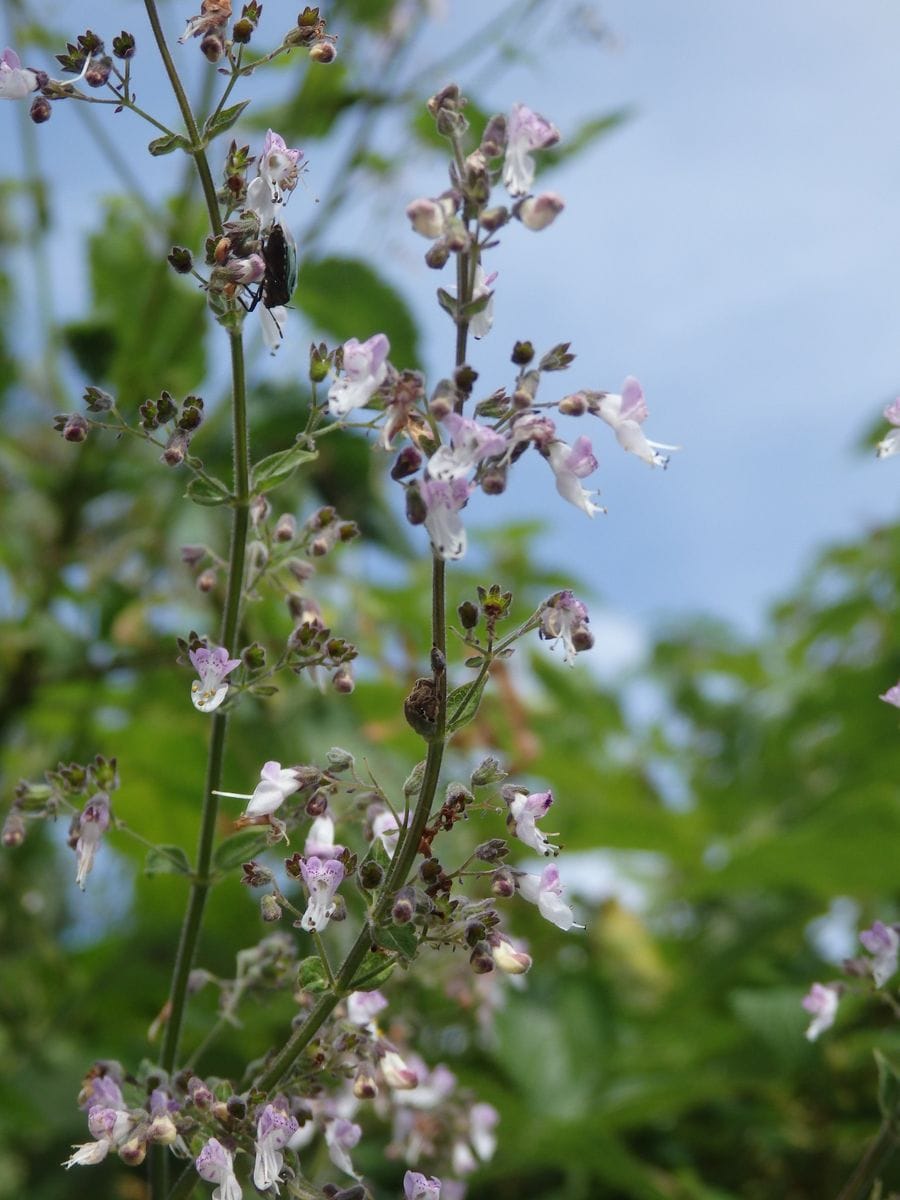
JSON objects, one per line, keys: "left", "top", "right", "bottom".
{"left": 348, "top": 950, "right": 395, "bottom": 992}
{"left": 436, "top": 288, "right": 458, "bottom": 320}
{"left": 144, "top": 845, "right": 192, "bottom": 877}
{"left": 249, "top": 684, "right": 279, "bottom": 697}
{"left": 185, "top": 475, "right": 232, "bottom": 506}
{"left": 213, "top": 830, "right": 268, "bottom": 872}
{"left": 250, "top": 443, "right": 318, "bottom": 495}
{"left": 875, "top": 1050, "right": 900, "bottom": 1120}
{"left": 446, "top": 675, "right": 488, "bottom": 734}
{"left": 297, "top": 956, "right": 330, "bottom": 994}
{"left": 148, "top": 132, "right": 191, "bottom": 157}
{"left": 205, "top": 100, "right": 250, "bottom": 140}
{"left": 373, "top": 923, "right": 418, "bottom": 962}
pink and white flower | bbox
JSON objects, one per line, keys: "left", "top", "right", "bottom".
{"left": 859, "top": 920, "right": 900, "bottom": 988}
{"left": 876, "top": 399, "right": 900, "bottom": 459}
{"left": 253, "top": 1103, "right": 299, "bottom": 1194}
{"left": 405, "top": 196, "right": 455, "bottom": 240}
{"left": 467, "top": 265, "right": 496, "bottom": 340}
{"left": 347, "top": 989, "right": 388, "bottom": 1027}
{"left": 63, "top": 1106, "right": 131, "bottom": 1168}
{"left": 244, "top": 762, "right": 303, "bottom": 817}
{"left": 490, "top": 933, "right": 532, "bottom": 974}
{"left": 428, "top": 413, "right": 507, "bottom": 483}
{"left": 503, "top": 103, "right": 560, "bottom": 197}
{"left": 404, "top": 1171, "right": 442, "bottom": 1200}
{"left": 589, "top": 376, "right": 679, "bottom": 468}
{"left": 246, "top": 130, "right": 304, "bottom": 225}
{"left": 420, "top": 477, "right": 473, "bottom": 561}
{"left": 324, "top": 1117, "right": 361, "bottom": 1177}
{"left": 469, "top": 1103, "right": 499, "bottom": 1162}
{"left": 189, "top": 645, "right": 241, "bottom": 713}
{"left": 538, "top": 590, "right": 594, "bottom": 663}
{"left": 73, "top": 794, "right": 111, "bottom": 890}
{"left": 545, "top": 437, "right": 604, "bottom": 518}
{"left": 328, "top": 334, "right": 391, "bottom": 419}
{"left": 380, "top": 1049, "right": 419, "bottom": 1090}
{"left": 298, "top": 856, "right": 345, "bottom": 932}
{"left": 0, "top": 47, "right": 39, "bottom": 99}
{"left": 879, "top": 681, "right": 900, "bottom": 707}
{"left": 196, "top": 1137, "right": 243, "bottom": 1200}
{"left": 517, "top": 864, "right": 581, "bottom": 931}
{"left": 507, "top": 790, "right": 558, "bottom": 856}
{"left": 304, "top": 813, "right": 344, "bottom": 858}
{"left": 372, "top": 810, "right": 401, "bottom": 856}
{"left": 802, "top": 982, "right": 839, "bottom": 1041}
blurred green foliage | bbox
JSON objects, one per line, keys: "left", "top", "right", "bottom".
{"left": 1, "top": 4, "right": 898, "bottom": 1200}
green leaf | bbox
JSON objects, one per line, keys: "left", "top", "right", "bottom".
{"left": 436, "top": 288, "right": 458, "bottom": 320}
{"left": 144, "top": 845, "right": 192, "bottom": 877}
{"left": 297, "top": 955, "right": 330, "bottom": 994}
{"left": 249, "top": 442, "right": 318, "bottom": 495}
{"left": 147, "top": 132, "right": 191, "bottom": 157}
{"left": 446, "top": 674, "right": 488, "bottom": 734}
{"left": 373, "top": 923, "right": 418, "bottom": 962}
{"left": 205, "top": 100, "right": 250, "bottom": 140}
{"left": 875, "top": 1050, "right": 900, "bottom": 1120}
{"left": 213, "top": 830, "right": 268, "bottom": 872}
{"left": 185, "top": 475, "right": 232, "bottom": 507}
{"left": 296, "top": 257, "right": 420, "bottom": 370}
{"left": 348, "top": 950, "right": 395, "bottom": 992}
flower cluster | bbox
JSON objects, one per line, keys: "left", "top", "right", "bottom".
{"left": 801, "top": 919, "right": 899, "bottom": 1040}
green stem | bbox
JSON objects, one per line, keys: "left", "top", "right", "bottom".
{"left": 835, "top": 1119, "right": 900, "bottom": 1200}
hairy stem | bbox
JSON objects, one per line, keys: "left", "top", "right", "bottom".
{"left": 835, "top": 1119, "right": 900, "bottom": 1200}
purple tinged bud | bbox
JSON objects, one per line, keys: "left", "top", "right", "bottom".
{"left": 492, "top": 868, "right": 516, "bottom": 897}
{"left": 469, "top": 941, "right": 495, "bottom": 974}
{"left": 479, "top": 206, "right": 509, "bottom": 233}
{"left": 475, "top": 839, "right": 509, "bottom": 864}
{"left": 406, "top": 198, "right": 446, "bottom": 240}
{"left": 188, "top": 1077, "right": 213, "bottom": 1108}
{"left": 197, "top": 569, "right": 217, "bottom": 593}
{"left": 353, "top": 1067, "right": 378, "bottom": 1100}
{"left": 274, "top": 513, "right": 297, "bottom": 541}
{"left": 480, "top": 463, "right": 507, "bottom": 495}
{"left": 29, "top": 95, "right": 51, "bottom": 123}
{"left": 161, "top": 429, "right": 190, "bottom": 466}
{"left": 424, "top": 240, "right": 451, "bottom": 270}
{"left": 392, "top": 886, "right": 416, "bottom": 925}
{"left": 309, "top": 40, "right": 337, "bottom": 63}
{"left": 558, "top": 391, "right": 588, "bottom": 416}
{"left": 119, "top": 1136, "right": 147, "bottom": 1166}
{"left": 2, "top": 812, "right": 26, "bottom": 847}
{"left": 405, "top": 484, "right": 427, "bottom": 527}
{"left": 250, "top": 494, "right": 270, "bottom": 527}
{"left": 466, "top": 919, "right": 487, "bottom": 946}
{"left": 480, "top": 113, "right": 508, "bottom": 157}
{"left": 261, "top": 894, "right": 282, "bottom": 922}
{"left": 62, "top": 413, "right": 89, "bottom": 443}
{"left": 85, "top": 57, "right": 113, "bottom": 87}
{"left": 200, "top": 33, "right": 225, "bottom": 61}
{"left": 391, "top": 445, "right": 423, "bottom": 480}
{"left": 181, "top": 544, "right": 206, "bottom": 566}
{"left": 332, "top": 666, "right": 354, "bottom": 694}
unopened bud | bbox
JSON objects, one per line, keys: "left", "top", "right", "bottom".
{"left": 427, "top": 83, "right": 461, "bottom": 117}
{"left": 250, "top": 494, "right": 270, "bottom": 527}
{"left": 188, "top": 1077, "right": 213, "bottom": 1108}
{"left": 491, "top": 936, "right": 532, "bottom": 975}
{"left": 406, "top": 198, "right": 445, "bottom": 240}
{"left": 118, "top": 1136, "right": 147, "bottom": 1166}
{"left": 457, "top": 600, "right": 479, "bottom": 629}
{"left": 161, "top": 429, "right": 190, "bottom": 466}
{"left": 242, "top": 641, "right": 266, "bottom": 670}
{"left": 197, "top": 569, "right": 217, "bottom": 593}
{"left": 62, "top": 413, "right": 89, "bottom": 443}
{"left": 424, "top": 240, "right": 451, "bottom": 270}
{"left": 405, "top": 484, "right": 426, "bottom": 527}
{"left": 475, "top": 838, "right": 510, "bottom": 864}
{"left": 326, "top": 747, "right": 354, "bottom": 772}
{"left": 358, "top": 859, "right": 384, "bottom": 890}
{"left": 2, "top": 812, "right": 26, "bottom": 847}
{"left": 305, "top": 790, "right": 328, "bottom": 817}
{"left": 112, "top": 31, "right": 137, "bottom": 59}
{"left": 232, "top": 17, "right": 254, "bottom": 42}
{"left": 429, "top": 379, "right": 455, "bottom": 419}
{"left": 469, "top": 941, "right": 494, "bottom": 974}
{"left": 309, "top": 40, "right": 336, "bottom": 63}
{"left": 330, "top": 894, "right": 347, "bottom": 922}
{"left": 226, "top": 1095, "right": 246, "bottom": 1121}
{"left": 558, "top": 391, "right": 588, "bottom": 416}
{"left": 274, "top": 513, "right": 297, "bottom": 541}
{"left": 29, "top": 95, "right": 51, "bottom": 123}
{"left": 332, "top": 666, "right": 354, "bottom": 694}
{"left": 261, "top": 894, "right": 282, "bottom": 922}
{"left": 511, "top": 341, "right": 535, "bottom": 366}
{"left": 85, "top": 57, "right": 113, "bottom": 87}
{"left": 391, "top": 445, "right": 423, "bottom": 480}
{"left": 479, "top": 206, "right": 509, "bottom": 234}
{"left": 480, "top": 464, "right": 507, "bottom": 495}
{"left": 517, "top": 192, "right": 565, "bottom": 232}
{"left": 148, "top": 1114, "right": 178, "bottom": 1145}
{"left": 353, "top": 1067, "right": 377, "bottom": 1100}
{"left": 465, "top": 920, "right": 487, "bottom": 946}
{"left": 201, "top": 34, "right": 225, "bottom": 61}
{"left": 491, "top": 867, "right": 515, "bottom": 897}
{"left": 287, "top": 558, "right": 315, "bottom": 583}
{"left": 419, "top": 857, "right": 442, "bottom": 883}
{"left": 392, "top": 886, "right": 416, "bottom": 925}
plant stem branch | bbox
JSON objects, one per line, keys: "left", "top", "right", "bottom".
{"left": 835, "top": 1119, "right": 900, "bottom": 1200}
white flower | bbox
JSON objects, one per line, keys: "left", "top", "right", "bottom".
{"left": 467, "top": 266, "right": 496, "bottom": 340}
{"left": 503, "top": 102, "right": 560, "bottom": 197}
{"left": 507, "top": 790, "right": 558, "bottom": 856}
{"left": 346, "top": 989, "right": 388, "bottom": 1027}
{"left": 304, "top": 813, "right": 344, "bottom": 858}
{"left": 876, "top": 398, "right": 900, "bottom": 458}
{"left": 517, "top": 864, "right": 581, "bottom": 931}
{"left": 801, "top": 983, "right": 839, "bottom": 1041}
{"left": 259, "top": 304, "right": 289, "bottom": 355}
{"left": 0, "top": 47, "right": 39, "bottom": 99}
{"left": 469, "top": 1102, "right": 499, "bottom": 1161}
{"left": 372, "top": 810, "right": 400, "bottom": 856}
{"left": 590, "top": 376, "right": 679, "bottom": 468}
{"left": 299, "top": 856, "right": 345, "bottom": 932}
{"left": 246, "top": 761, "right": 302, "bottom": 817}
{"left": 427, "top": 413, "right": 507, "bottom": 483}
{"left": 324, "top": 1118, "right": 361, "bottom": 1178}
{"left": 380, "top": 1049, "right": 419, "bottom": 1090}
{"left": 189, "top": 645, "right": 241, "bottom": 713}
{"left": 253, "top": 1104, "right": 299, "bottom": 1194}
{"left": 73, "top": 794, "right": 111, "bottom": 890}
{"left": 859, "top": 921, "right": 900, "bottom": 988}
{"left": 63, "top": 1108, "right": 131, "bottom": 1169}
{"left": 419, "top": 477, "right": 473, "bottom": 561}
{"left": 247, "top": 130, "right": 303, "bottom": 224}
{"left": 545, "top": 436, "right": 604, "bottom": 518}
{"left": 328, "top": 334, "right": 390, "bottom": 418}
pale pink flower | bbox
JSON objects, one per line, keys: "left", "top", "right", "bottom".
{"left": 590, "top": 376, "right": 679, "bottom": 468}
{"left": 427, "top": 413, "right": 507, "bottom": 483}
{"left": 802, "top": 982, "right": 839, "bottom": 1041}
{"left": 545, "top": 437, "right": 604, "bottom": 518}
{"left": 299, "top": 856, "right": 345, "bottom": 932}
{"left": 876, "top": 399, "right": 900, "bottom": 459}
{"left": 325, "top": 1117, "right": 361, "bottom": 1177}
{"left": 516, "top": 192, "right": 565, "bottom": 231}
{"left": 196, "top": 1137, "right": 243, "bottom": 1200}
{"left": 539, "top": 590, "right": 593, "bottom": 663}
{"left": 859, "top": 921, "right": 900, "bottom": 988}
{"left": 404, "top": 1171, "right": 442, "bottom": 1200}
{"left": 507, "top": 790, "right": 558, "bottom": 856}
{"left": 73, "top": 795, "right": 111, "bottom": 890}
{"left": 879, "top": 681, "right": 900, "bottom": 707}
{"left": 328, "top": 334, "right": 391, "bottom": 418}
{"left": 517, "top": 864, "right": 581, "bottom": 931}
{"left": 420, "top": 477, "right": 473, "bottom": 561}
{"left": 189, "top": 645, "right": 241, "bottom": 713}
{"left": 503, "top": 103, "right": 560, "bottom": 197}
{"left": 0, "top": 47, "right": 39, "bottom": 99}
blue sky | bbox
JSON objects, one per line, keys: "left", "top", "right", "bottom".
{"left": 4, "top": 0, "right": 900, "bottom": 648}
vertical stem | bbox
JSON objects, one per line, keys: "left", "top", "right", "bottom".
{"left": 835, "top": 1120, "right": 900, "bottom": 1200}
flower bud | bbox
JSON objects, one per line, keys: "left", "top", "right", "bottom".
{"left": 330, "top": 894, "right": 347, "bottom": 922}
{"left": 287, "top": 559, "right": 315, "bottom": 583}
{"left": 62, "top": 413, "right": 89, "bottom": 443}
{"left": 305, "top": 790, "right": 329, "bottom": 818}
{"left": 226, "top": 1095, "right": 247, "bottom": 1120}
{"left": 274, "top": 513, "right": 297, "bottom": 541}
{"left": 85, "top": 56, "right": 113, "bottom": 87}
{"left": 474, "top": 838, "right": 509, "bottom": 863}
{"left": 511, "top": 340, "right": 535, "bottom": 366}
{"left": 2, "top": 812, "right": 26, "bottom": 847}
{"left": 516, "top": 192, "right": 565, "bottom": 232}
{"left": 118, "top": 1136, "right": 147, "bottom": 1166}
{"left": 332, "top": 666, "right": 354, "bottom": 694}
{"left": 405, "top": 484, "right": 426, "bottom": 527}
{"left": 558, "top": 391, "right": 588, "bottom": 416}
{"left": 112, "top": 31, "right": 137, "bottom": 59}
{"left": 197, "top": 569, "right": 217, "bottom": 593}
{"left": 406, "top": 198, "right": 445, "bottom": 240}
{"left": 83, "top": 385, "right": 114, "bottom": 412}
{"left": 148, "top": 1114, "right": 178, "bottom": 1145}
{"left": 392, "top": 886, "right": 416, "bottom": 925}
{"left": 419, "top": 857, "right": 442, "bottom": 883}
{"left": 424, "top": 240, "right": 451, "bottom": 270}
{"left": 491, "top": 935, "right": 532, "bottom": 975}
{"left": 201, "top": 34, "right": 225, "bottom": 61}
{"left": 261, "top": 894, "right": 282, "bottom": 922}
{"left": 457, "top": 600, "right": 479, "bottom": 629}
{"left": 479, "top": 206, "right": 509, "bottom": 234}
{"left": 353, "top": 1067, "right": 377, "bottom": 1100}
{"left": 327, "top": 746, "right": 354, "bottom": 772}
{"left": 309, "top": 40, "right": 337, "bottom": 63}
{"left": 465, "top": 920, "right": 487, "bottom": 947}
{"left": 469, "top": 941, "right": 494, "bottom": 974}
{"left": 429, "top": 379, "right": 456, "bottom": 419}
{"left": 232, "top": 17, "right": 254, "bottom": 41}
{"left": 241, "top": 641, "right": 266, "bottom": 670}
{"left": 391, "top": 445, "right": 423, "bottom": 480}
{"left": 491, "top": 867, "right": 515, "bottom": 897}
{"left": 427, "top": 82, "right": 461, "bottom": 117}
{"left": 161, "top": 429, "right": 190, "bottom": 466}
{"left": 188, "top": 1077, "right": 213, "bottom": 1108}
{"left": 29, "top": 96, "right": 51, "bottom": 123}
{"left": 480, "top": 113, "right": 507, "bottom": 157}
{"left": 358, "top": 859, "right": 384, "bottom": 890}
{"left": 250, "top": 494, "right": 271, "bottom": 527}
{"left": 480, "top": 464, "right": 507, "bottom": 495}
